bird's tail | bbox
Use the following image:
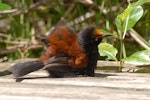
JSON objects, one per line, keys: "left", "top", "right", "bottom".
{"left": 8, "top": 60, "right": 44, "bottom": 77}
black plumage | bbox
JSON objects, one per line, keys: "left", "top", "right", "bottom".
{"left": 9, "top": 60, "right": 44, "bottom": 77}
{"left": 78, "top": 26, "right": 103, "bottom": 76}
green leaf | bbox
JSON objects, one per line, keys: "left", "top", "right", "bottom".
{"left": 123, "top": 6, "right": 143, "bottom": 32}
{"left": 98, "top": 43, "right": 118, "bottom": 61}
{"left": 0, "top": 3, "right": 11, "bottom": 10}
{"left": 122, "top": 50, "right": 150, "bottom": 65}
{"left": 130, "top": 0, "right": 150, "bottom": 7}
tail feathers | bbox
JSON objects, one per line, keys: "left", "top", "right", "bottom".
{"left": 43, "top": 55, "right": 72, "bottom": 77}
{"left": 8, "top": 61, "right": 44, "bottom": 77}
{"left": 43, "top": 63, "right": 71, "bottom": 72}
{"left": 43, "top": 55, "right": 70, "bottom": 71}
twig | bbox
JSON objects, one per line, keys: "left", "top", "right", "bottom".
{"left": 129, "top": 29, "right": 150, "bottom": 50}
{"left": 66, "top": 0, "right": 123, "bottom": 27}
{"left": 46, "top": 1, "right": 77, "bottom": 35}
{"left": 0, "top": 39, "right": 28, "bottom": 45}
{"left": 0, "top": 56, "right": 7, "bottom": 62}
{"left": 11, "top": 2, "right": 44, "bottom": 16}
{"left": 0, "top": 1, "right": 47, "bottom": 17}
{"left": 0, "top": 9, "right": 18, "bottom": 14}
{"left": 0, "top": 33, "right": 9, "bottom": 38}
{"left": 76, "top": 0, "right": 94, "bottom": 5}
{"left": 47, "top": 11, "right": 96, "bottom": 34}
{"left": 76, "top": 0, "right": 108, "bottom": 15}
{"left": 67, "top": 11, "right": 95, "bottom": 27}
{"left": 0, "top": 44, "right": 43, "bottom": 55}
{"left": 56, "top": 2, "right": 76, "bottom": 25}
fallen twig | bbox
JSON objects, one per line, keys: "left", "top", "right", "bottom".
{"left": 129, "top": 29, "right": 150, "bottom": 50}
{"left": 0, "top": 44, "right": 43, "bottom": 55}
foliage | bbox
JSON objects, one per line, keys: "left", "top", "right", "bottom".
{"left": 98, "top": 43, "right": 118, "bottom": 61}
{"left": 116, "top": 6, "right": 143, "bottom": 35}
{"left": 122, "top": 50, "right": 150, "bottom": 65}
{"left": 98, "top": 0, "right": 150, "bottom": 69}
{"left": 0, "top": 2, "right": 11, "bottom": 10}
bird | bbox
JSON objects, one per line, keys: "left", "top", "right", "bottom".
{"left": 38, "top": 26, "right": 88, "bottom": 68}
{"left": 8, "top": 26, "right": 111, "bottom": 78}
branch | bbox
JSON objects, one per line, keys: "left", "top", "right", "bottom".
{"left": 67, "top": 11, "right": 95, "bottom": 27}
{"left": 56, "top": 2, "right": 76, "bottom": 25}
{"left": 0, "top": 39, "right": 29, "bottom": 45}
{"left": 46, "top": 1, "right": 77, "bottom": 35}
{"left": 0, "top": 9, "right": 18, "bottom": 14}
{"left": 0, "top": 33, "right": 9, "bottom": 38}
{"left": 0, "top": 1, "right": 48, "bottom": 17}
{"left": 0, "top": 44, "right": 43, "bottom": 55}
{"left": 129, "top": 29, "right": 150, "bottom": 50}
{"left": 76, "top": 0, "right": 94, "bottom": 5}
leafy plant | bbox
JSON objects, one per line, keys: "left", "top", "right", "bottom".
{"left": 115, "top": 0, "right": 150, "bottom": 70}
{"left": 0, "top": 2, "right": 11, "bottom": 10}
{"left": 98, "top": 0, "right": 150, "bottom": 71}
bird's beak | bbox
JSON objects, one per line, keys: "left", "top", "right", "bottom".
{"left": 94, "top": 29, "right": 113, "bottom": 41}
{"left": 102, "top": 34, "right": 113, "bottom": 38}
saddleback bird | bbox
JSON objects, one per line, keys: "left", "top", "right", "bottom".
{"left": 8, "top": 26, "right": 111, "bottom": 78}
{"left": 39, "top": 26, "right": 88, "bottom": 68}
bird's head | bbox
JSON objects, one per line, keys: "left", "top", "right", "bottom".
{"left": 78, "top": 26, "right": 112, "bottom": 46}
{"left": 93, "top": 29, "right": 103, "bottom": 42}
{"left": 93, "top": 28, "right": 112, "bottom": 42}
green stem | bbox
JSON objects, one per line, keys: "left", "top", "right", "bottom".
{"left": 119, "top": 38, "right": 123, "bottom": 72}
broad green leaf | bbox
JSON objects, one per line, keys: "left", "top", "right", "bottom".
{"left": 123, "top": 6, "right": 143, "bottom": 32}
{"left": 0, "top": 3, "right": 11, "bottom": 10}
{"left": 98, "top": 43, "right": 118, "bottom": 61}
{"left": 122, "top": 50, "right": 150, "bottom": 65}
{"left": 130, "top": 0, "right": 150, "bottom": 7}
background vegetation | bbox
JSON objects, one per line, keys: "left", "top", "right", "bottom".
{"left": 0, "top": 0, "right": 150, "bottom": 63}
